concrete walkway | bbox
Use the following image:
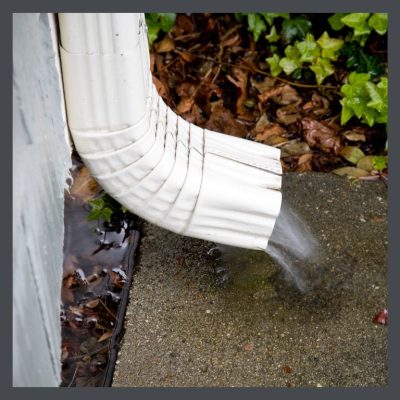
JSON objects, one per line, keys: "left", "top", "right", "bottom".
{"left": 113, "top": 173, "right": 387, "bottom": 387}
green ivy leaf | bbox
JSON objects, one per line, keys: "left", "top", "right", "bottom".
{"left": 145, "top": 13, "right": 176, "bottom": 45}
{"left": 234, "top": 13, "right": 246, "bottom": 22}
{"left": 87, "top": 198, "right": 113, "bottom": 223}
{"left": 341, "top": 13, "right": 371, "bottom": 38}
{"left": 296, "top": 33, "right": 320, "bottom": 63}
{"left": 261, "top": 13, "right": 289, "bottom": 25}
{"left": 159, "top": 13, "right": 176, "bottom": 33}
{"left": 292, "top": 68, "right": 303, "bottom": 80}
{"left": 145, "top": 13, "right": 161, "bottom": 45}
{"left": 366, "top": 77, "right": 388, "bottom": 124}
{"left": 266, "top": 53, "right": 282, "bottom": 76}
{"left": 372, "top": 155, "right": 388, "bottom": 171}
{"left": 339, "top": 72, "right": 387, "bottom": 127}
{"left": 339, "top": 41, "right": 384, "bottom": 78}
{"left": 265, "top": 25, "right": 280, "bottom": 43}
{"left": 309, "top": 57, "right": 334, "bottom": 85}
{"left": 247, "top": 13, "right": 267, "bottom": 42}
{"left": 317, "top": 31, "right": 344, "bottom": 60}
{"left": 279, "top": 45, "right": 302, "bottom": 75}
{"left": 282, "top": 15, "right": 312, "bottom": 44}
{"left": 368, "top": 13, "right": 388, "bottom": 35}
{"left": 328, "top": 13, "right": 349, "bottom": 30}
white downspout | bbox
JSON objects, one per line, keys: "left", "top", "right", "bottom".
{"left": 58, "top": 13, "right": 282, "bottom": 251}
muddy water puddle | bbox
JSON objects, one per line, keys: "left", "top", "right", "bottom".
{"left": 60, "top": 154, "right": 139, "bottom": 386}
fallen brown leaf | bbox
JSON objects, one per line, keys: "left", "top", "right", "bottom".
{"left": 253, "top": 113, "right": 273, "bottom": 134}
{"left": 296, "top": 153, "right": 313, "bottom": 173}
{"left": 181, "top": 103, "right": 207, "bottom": 125}
{"left": 340, "top": 146, "right": 365, "bottom": 164}
{"left": 282, "top": 365, "right": 293, "bottom": 374}
{"left": 302, "top": 117, "right": 341, "bottom": 154}
{"left": 343, "top": 128, "right": 367, "bottom": 142}
{"left": 176, "top": 82, "right": 196, "bottom": 98}
{"left": 155, "top": 35, "right": 175, "bottom": 53}
{"left": 175, "top": 50, "right": 195, "bottom": 63}
{"left": 70, "top": 167, "right": 100, "bottom": 203}
{"left": 152, "top": 75, "right": 168, "bottom": 98}
{"left": 332, "top": 167, "right": 370, "bottom": 178}
{"left": 372, "top": 308, "right": 388, "bottom": 326}
{"left": 222, "top": 33, "right": 241, "bottom": 47}
{"left": 276, "top": 103, "right": 301, "bottom": 125}
{"left": 98, "top": 331, "right": 113, "bottom": 342}
{"left": 303, "top": 93, "right": 330, "bottom": 117}
{"left": 205, "top": 101, "right": 247, "bottom": 138}
{"left": 227, "top": 67, "right": 248, "bottom": 116}
{"left": 281, "top": 140, "right": 311, "bottom": 157}
{"left": 259, "top": 84, "right": 301, "bottom": 105}
{"left": 85, "top": 299, "right": 100, "bottom": 309}
{"left": 255, "top": 126, "right": 286, "bottom": 143}
{"left": 150, "top": 53, "right": 155, "bottom": 73}
{"left": 265, "top": 135, "right": 288, "bottom": 146}
{"left": 357, "top": 155, "right": 375, "bottom": 172}
{"left": 176, "top": 97, "right": 195, "bottom": 114}
{"left": 250, "top": 76, "right": 276, "bottom": 93}
{"left": 242, "top": 342, "right": 254, "bottom": 352}
{"left": 174, "top": 14, "right": 195, "bottom": 35}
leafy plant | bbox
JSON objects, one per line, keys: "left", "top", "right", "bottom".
{"left": 87, "top": 198, "right": 113, "bottom": 223}
{"left": 340, "top": 72, "right": 388, "bottom": 127}
{"left": 339, "top": 41, "right": 384, "bottom": 78}
{"left": 145, "top": 13, "right": 176, "bottom": 45}
{"left": 235, "top": 13, "right": 289, "bottom": 42}
{"left": 281, "top": 15, "right": 312, "bottom": 44}
{"left": 266, "top": 31, "right": 343, "bottom": 84}
{"left": 328, "top": 13, "right": 388, "bottom": 46}
{"left": 372, "top": 155, "right": 388, "bottom": 171}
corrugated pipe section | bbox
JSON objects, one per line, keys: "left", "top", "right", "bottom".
{"left": 58, "top": 13, "right": 282, "bottom": 250}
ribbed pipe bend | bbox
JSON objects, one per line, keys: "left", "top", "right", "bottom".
{"left": 58, "top": 13, "right": 282, "bottom": 250}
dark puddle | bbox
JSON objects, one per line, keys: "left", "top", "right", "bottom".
{"left": 60, "top": 154, "right": 140, "bottom": 387}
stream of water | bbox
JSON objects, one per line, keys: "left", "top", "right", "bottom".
{"left": 265, "top": 201, "right": 320, "bottom": 292}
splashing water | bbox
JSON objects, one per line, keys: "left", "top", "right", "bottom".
{"left": 265, "top": 201, "right": 320, "bottom": 292}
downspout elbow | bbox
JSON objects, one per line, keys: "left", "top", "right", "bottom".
{"left": 58, "top": 13, "right": 282, "bottom": 250}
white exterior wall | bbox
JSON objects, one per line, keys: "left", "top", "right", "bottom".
{"left": 13, "top": 13, "right": 71, "bottom": 387}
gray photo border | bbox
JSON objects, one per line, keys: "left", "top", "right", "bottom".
{"left": 3, "top": 0, "right": 398, "bottom": 399}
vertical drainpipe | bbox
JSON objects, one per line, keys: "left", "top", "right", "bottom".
{"left": 58, "top": 13, "right": 282, "bottom": 251}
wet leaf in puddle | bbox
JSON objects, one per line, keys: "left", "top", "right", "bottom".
{"left": 70, "top": 167, "right": 101, "bottom": 203}
{"left": 340, "top": 146, "right": 365, "bottom": 164}
{"left": 372, "top": 308, "right": 388, "bottom": 326}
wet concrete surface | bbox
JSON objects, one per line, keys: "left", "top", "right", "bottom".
{"left": 113, "top": 172, "right": 387, "bottom": 387}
